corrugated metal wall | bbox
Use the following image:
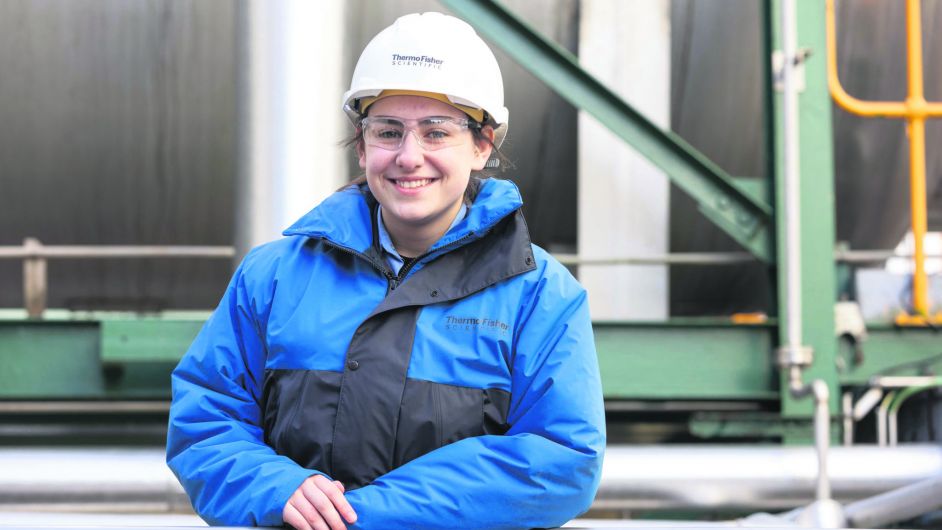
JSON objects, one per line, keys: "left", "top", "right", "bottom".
{"left": 0, "top": 0, "right": 235, "bottom": 309}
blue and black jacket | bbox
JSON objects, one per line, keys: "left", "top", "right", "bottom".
{"left": 166, "top": 178, "right": 606, "bottom": 529}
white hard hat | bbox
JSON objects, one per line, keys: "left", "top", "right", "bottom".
{"left": 343, "top": 12, "right": 509, "bottom": 147}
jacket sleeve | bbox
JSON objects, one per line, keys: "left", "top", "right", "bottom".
{"left": 345, "top": 265, "right": 607, "bottom": 530}
{"left": 166, "top": 253, "right": 317, "bottom": 526}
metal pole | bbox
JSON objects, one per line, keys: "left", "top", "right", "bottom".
{"left": 844, "top": 474, "right": 942, "bottom": 528}
{"left": 22, "top": 238, "right": 47, "bottom": 319}
{"left": 781, "top": 0, "right": 802, "bottom": 355}
{"left": 776, "top": 2, "right": 837, "bottom": 523}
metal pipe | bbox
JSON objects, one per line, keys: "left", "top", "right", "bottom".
{"left": 852, "top": 386, "right": 883, "bottom": 421}
{"left": 780, "top": 0, "right": 803, "bottom": 354}
{"left": 0, "top": 448, "right": 189, "bottom": 512}
{"left": 835, "top": 249, "right": 942, "bottom": 263}
{"left": 0, "top": 401, "right": 170, "bottom": 414}
{"left": 842, "top": 392, "right": 853, "bottom": 446}
{"left": 873, "top": 375, "right": 942, "bottom": 388}
{"left": 3, "top": 446, "right": 942, "bottom": 511}
{"left": 553, "top": 252, "right": 755, "bottom": 266}
{"left": 844, "top": 474, "right": 942, "bottom": 528}
{"left": 551, "top": 249, "right": 942, "bottom": 266}
{"left": 595, "top": 444, "right": 942, "bottom": 510}
{"left": 776, "top": 2, "right": 838, "bottom": 516}
{"left": 0, "top": 244, "right": 235, "bottom": 259}
{"left": 877, "top": 391, "right": 895, "bottom": 447}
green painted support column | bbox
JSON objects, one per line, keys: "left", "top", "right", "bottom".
{"left": 769, "top": 1, "right": 840, "bottom": 417}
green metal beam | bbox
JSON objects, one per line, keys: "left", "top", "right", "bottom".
{"left": 101, "top": 319, "right": 203, "bottom": 363}
{"left": 439, "top": 0, "right": 774, "bottom": 262}
{"left": 837, "top": 325, "right": 942, "bottom": 385}
{"left": 594, "top": 321, "right": 778, "bottom": 400}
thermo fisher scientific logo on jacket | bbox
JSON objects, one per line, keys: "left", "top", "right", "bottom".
{"left": 443, "top": 315, "right": 510, "bottom": 336}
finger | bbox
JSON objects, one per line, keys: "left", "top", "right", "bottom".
{"left": 314, "top": 475, "right": 357, "bottom": 524}
{"left": 284, "top": 502, "right": 314, "bottom": 530}
{"left": 292, "top": 495, "right": 330, "bottom": 530}
{"left": 302, "top": 479, "right": 347, "bottom": 530}
{"left": 333, "top": 480, "right": 345, "bottom": 494}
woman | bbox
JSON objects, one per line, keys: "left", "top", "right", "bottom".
{"left": 167, "top": 12, "right": 605, "bottom": 530}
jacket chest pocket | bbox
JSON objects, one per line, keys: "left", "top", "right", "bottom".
{"left": 394, "top": 378, "right": 510, "bottom": 468}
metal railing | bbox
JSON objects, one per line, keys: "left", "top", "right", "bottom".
{"left": 2, "top": 238, "right": 934, "bottom": 319}
{"left": 0, "top": 238, "right": 235, "bottom": 318}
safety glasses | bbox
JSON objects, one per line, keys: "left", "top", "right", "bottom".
{"left": 360, "top": 116, "right": 480, "bottom": 151}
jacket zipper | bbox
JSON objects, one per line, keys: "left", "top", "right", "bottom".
{"left": 321, "top": 228, "right": 486, "bottom": 295}
{"left": 320, "top": 240, "right": 396, "bottom": 287}
{"left": 390, "top": 231, "right": 482, "bottom": 291}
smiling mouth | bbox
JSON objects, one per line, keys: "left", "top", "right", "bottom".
{"left": 392, "top": 178, "right": 434, "bottom": 189}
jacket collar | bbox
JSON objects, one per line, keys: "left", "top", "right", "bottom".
{"left": 281, "top": 178, "right": 524, "bottom": 253}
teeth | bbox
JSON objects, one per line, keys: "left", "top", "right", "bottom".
{"left": 398, "top": 178, "right": 431, "bottom": 189}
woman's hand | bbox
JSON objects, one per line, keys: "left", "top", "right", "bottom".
{"left": 283, "top": 475, "right": 358, "bottom": 530}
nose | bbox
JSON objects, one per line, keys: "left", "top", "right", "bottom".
{"left": 396, "top": 129, "right": 425, "bottom": 169}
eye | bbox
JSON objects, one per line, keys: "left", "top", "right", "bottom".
{"left": 424, "top": 128, "right": 450, "bottom": 140}
{"left": 375, "top": 127, "right": 403, "bottom": 140}
{"left": 420, "top": 118, "right": 460, "bottom": 143}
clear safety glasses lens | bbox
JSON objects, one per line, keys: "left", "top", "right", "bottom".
{"left": 361, "top": 117, "right": 478, "bottom": 151}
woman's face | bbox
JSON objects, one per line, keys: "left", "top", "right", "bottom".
{"left": 358, "top": 95, "right": 493, "bottom": 235}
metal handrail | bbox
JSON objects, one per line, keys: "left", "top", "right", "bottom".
{"left": 4, "top": 238, "right": 235, "bottom": 318}
{"left": 3, "top": 239, "right": 935, "bottom": 318}
{"left": 0, "top": 245, "right": 234, "bottom": 259}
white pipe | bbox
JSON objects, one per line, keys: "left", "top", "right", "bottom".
{"left": 596, "top": 444, "right": 942, "bottom": 510}
{"left": 844, "top": 474, "right": 942, "bottom": 528}
{"left": 781, "top": 0, "right": 801, "bottom": 351}
{"left": 235, "top": 0, "right": 348, "bottom": 260}
{"left": 842, "top": 391, "right": 854, "bottom": 446}
{"left": 3, "top": 446, "right": 941, "bottom": 511}
{"left": 811, "top": 380, "right": 832, "bottom": 501}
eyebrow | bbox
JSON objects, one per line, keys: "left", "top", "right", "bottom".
{"left": 370, "top": 115, "right": 460, "bottom": 121}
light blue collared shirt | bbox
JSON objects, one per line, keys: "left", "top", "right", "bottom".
{"left": 377, "top": 203, "right": 468, "bottom": 276}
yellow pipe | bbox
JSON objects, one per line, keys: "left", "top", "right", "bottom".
{"left": 825, "top": 0, "right": 942, "bottom": 118}
{"left": 905, "top": 0, "right": 929, "bottom": 317}
{"left": 825, "top": 0, "right": 906, "bottom": 117}
{"left": 908, "top": 117, "right": 929, "bottom": 316}
{"left": 826, "top": 0, "right": 942, "bottom": 324}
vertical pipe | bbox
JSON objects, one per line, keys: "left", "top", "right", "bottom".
{"left": 780, "top": 0, "right": 802, "bottom": 349}
{"left": 908, "top": 117, "right": 929, "bottom": 315}
{"left": 842, "top": 392, "right": 853, "bottom": 446}
{"left": 812, "top": 380, "right": 832, "bottom": 501}
{"left": 235, "top": 0, "right": 348, "bottom": 261}
{"left": 779, "top": 0, "right": 834, "bottom": 508}
{"left": 905, "top": 0, "right": 929, "bottom": 316}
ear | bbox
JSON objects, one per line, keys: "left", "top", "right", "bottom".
{"left": 356, "top": 139, "right": 366, "bottom": 169}
{"left": 470, "top": 126, "right": 496, "bottom": 171}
